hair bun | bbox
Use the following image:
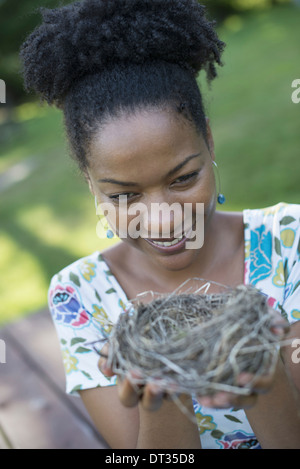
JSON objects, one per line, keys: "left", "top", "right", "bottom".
{"left": 20, "top": 0, "right": 225, "bottom": 105}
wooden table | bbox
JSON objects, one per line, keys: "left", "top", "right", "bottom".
{"left": 0, "top": 310, "right": 109, "bottom": 449}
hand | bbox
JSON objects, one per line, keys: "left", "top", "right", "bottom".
{"left": 196, "top": 308, "right": 290, "bottom": 410}
{"left": 98, "top": 309, "right": 289, "bottom": 411}
{"left": 98, "top": 343, "right": 166, "bottom": 411}
{"left": 196, "top": 372, "right": 274, "bottom": 409}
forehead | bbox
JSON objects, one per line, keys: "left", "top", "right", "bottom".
{"left": 87, "top": 108, "right": 204, "bottom": 175}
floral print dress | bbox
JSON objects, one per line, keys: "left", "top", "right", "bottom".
{"left": 48, "top": 202, "right": 300, "bottom": 449}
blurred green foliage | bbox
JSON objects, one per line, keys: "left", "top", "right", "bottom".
{"left": 201, "top": 0, "right": 292, "bottom": 20}
{"left": 0, "top": 0, "right": 72, "bottom": 105}
{"left": 0, "top": 1, "right": 299, "bottom": 325}
{"left": 0, "top": 0, "right": 294, "bottom": 105}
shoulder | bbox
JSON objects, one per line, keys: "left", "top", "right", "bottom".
{"left": 243, "top": 202, "right": 300, "bottom": 231}
{"left": 49, "top": 250, "right": 105, "bottom": 290}
{"left": 48, "top": 249, "right": 129, "bottom": 327}
{"left": 215, "top": 210, "right": 244, "bottom": 246}
{"left": 243, "top": 203, "right": 300, "bottom": 323}
{"left": 243, "top": 202, "right": 300, "bottom": 258}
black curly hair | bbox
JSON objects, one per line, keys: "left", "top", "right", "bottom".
{"left": 20, "top": 0, "right": 225, "bottom": 171}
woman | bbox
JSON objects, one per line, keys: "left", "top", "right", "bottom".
{"left": 20, "top": 0, "right": 300, "bottom": 449}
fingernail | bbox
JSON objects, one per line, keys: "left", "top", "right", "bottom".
{"left": 100, "top": 359, "right": 109, "bottom": 373}
{"left": 197, "top": 397, "right": 212, "bottom": 407}
{"left": 237, "top": 373, "right": 253, "bottom": 386}
{"left": 129, "top": 369, "right": 143, "bottom": 380}
{"left": 271, "top": 325, "right": 286, "bottom": 337}
{"left": 150, "top": 384, "right": 164, "bottom": 397}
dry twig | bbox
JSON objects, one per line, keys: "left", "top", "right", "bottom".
{"left": 106, "top": 282, "right": 287, "bottom": 396}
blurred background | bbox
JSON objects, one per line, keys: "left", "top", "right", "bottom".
{"left": 0, "top": 0, "right": 299, "bottom": 326}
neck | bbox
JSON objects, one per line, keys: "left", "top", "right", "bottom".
{"left": 128, "top": 210, "right": 225, "bottom": 292}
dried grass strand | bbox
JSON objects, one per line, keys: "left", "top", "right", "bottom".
{"left": 106, "top": 283, "right": 289, "bottom": 396}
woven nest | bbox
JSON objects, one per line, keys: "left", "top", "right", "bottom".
{"left": 106, "top": 281, "right": 286, "bottom": 396}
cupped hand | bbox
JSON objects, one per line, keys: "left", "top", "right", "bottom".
{"left": 98, "top": 343, "right": 165, "bottom": 411}
{"left": 196, "top": 372, "right": 274, "bottom": 409}
{"left": 98, "top": 308, "right": 289, "bottom": 411}
{"left": 197, "top": 308, "right": 289, "bottom": 410}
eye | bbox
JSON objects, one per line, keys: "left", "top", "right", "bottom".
{"left": 171, "top": 171, "right": 199, "bottom": 186}
{"left": 108, "top": 192, "right": 138, "bottom": 203}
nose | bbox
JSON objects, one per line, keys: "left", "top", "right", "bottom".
{"left": 143, "top": 200, "right": 184, "bottom": 240}
{"left": 118, "top": 194, "right": 186, "bottom": 240}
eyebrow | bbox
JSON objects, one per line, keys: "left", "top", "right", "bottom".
{"left": 166, "top": 153, "right": 202, "bottom": 178}
{"left": 97, "top": 152, "right": 202, "bottom": 187}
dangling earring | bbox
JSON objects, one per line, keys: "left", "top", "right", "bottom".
{"left": 212, "top": 161, "right": 226, "bottom": 205}
{"left": 95, "top": 196, "right": 115, "bottom": 239}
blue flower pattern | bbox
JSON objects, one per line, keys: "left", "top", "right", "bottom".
{"left": 249, "top": 225, "right": 273, "bottom": 285}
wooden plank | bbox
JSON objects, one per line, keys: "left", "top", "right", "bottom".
{"left": 0, "top": 330, "right": 108, "bottom": 449}
{"left": 3, "top": 310, "right": 105, "bottom": 434}
{"left": 0, "top": 311, "right": 110, "bottom": 449}
{"left": 4, "top": 309, "right": 67, "bottom": 387}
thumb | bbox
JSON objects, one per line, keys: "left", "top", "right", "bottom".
{"left": 98, "top": 343, "right": 115, "bottom": 377}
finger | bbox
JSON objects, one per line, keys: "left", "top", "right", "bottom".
{"left": 99, "top": 342, "right": 109, "bottom": 357}
{"left": 140, "top": 383, "right": 164, "bottom": 412}
{"left": 196, "top": 395, "right": 217, "bottom": 408}
{"left": 237, "top": 372, "right": 274, "bottom": 394}
{"left": 97, "top": 343, "right": 115, "bottom": 377}
{"left": 197, "top": 391, "right": 257, "bottom": 410}
{"left": 213, "top": 392, "right": 237, "bottom": 408}
{"left": 268, "top": 308, "right": 290, "bottom": 336}
{"left": 118, "top": 376, "right": 141, "bottom": 408}
{"left": 199, "top": 392, "right": 238, "bottom": 409}
{"left": 98, "top": 357, "right": 115, "bottom": 377}
{"left": 232, "top": 393, "right": 258, "bottom": 410}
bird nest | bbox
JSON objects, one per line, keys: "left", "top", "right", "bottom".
{"left": 104, "top": 279, "right": 287, "bottom": 396}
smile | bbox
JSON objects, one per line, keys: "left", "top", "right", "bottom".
{"left": 150, "top": 235, "right": 184, "bottom": 247}
{"left": 144, "top": 234, "right": 187, "bottom": 252}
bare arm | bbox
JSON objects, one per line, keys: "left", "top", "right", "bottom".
{"left": 245, "top": 356, "right": 300, "bottom": 449}
{"left": 80, "top": 320, "right": 300, "bottom": 449}
{"left": 136, "top": 394, "right": 201, "bottom": 449}
{"left": 197, "top": 321, "right": 300, "bottom": 449}
{"left": 80, "top": 382, "right": 201, "bottom": 449}
{"left": 79, "top": 386, "right": 139, "bottom": 449}
{"left": 245, "top": 321, "right": 300, "bottom": 449}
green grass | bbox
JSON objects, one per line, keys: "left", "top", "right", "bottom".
{"left": 0, "top": 5, "right": 299, "bottom": 325}
{"left": 0, "top": 107, "right": 117, "bottom": 325}
{"left": 199, "top": 5, "right": 300, "bottom": 210}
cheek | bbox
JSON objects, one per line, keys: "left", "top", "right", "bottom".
{"left": 182, "top": 171, "right": 216, "bottom": 231}
{"left": 99, "top": 170, "right": 216, "bottom": 239}
{"left": 180, "top": 169, "right": 216, "bottom": 207}
{"left": 110, "top": 208, "right": 145, "bottom": 239}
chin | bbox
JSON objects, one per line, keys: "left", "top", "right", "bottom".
{"left": 149, "top": 249, "right": 200, "bottom": 273}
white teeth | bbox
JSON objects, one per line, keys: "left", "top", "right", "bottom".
{"left": 151, "top": 236, "right": 183, "bottom": 247}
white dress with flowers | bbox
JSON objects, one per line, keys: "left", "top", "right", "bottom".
{"left": 48, "top": 202, "right": 300, "bottom": 449}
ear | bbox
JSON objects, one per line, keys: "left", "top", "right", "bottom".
{"left": 205, "top": 117, "right": 215, "bottom": 160}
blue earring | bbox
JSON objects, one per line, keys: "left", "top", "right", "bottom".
{"left": 212, "top": 161, "right": 226, "bottom": 205}
{"left": 217, "top": 193, "right": 226, "bottom": 205}
{"left": 95, "top": 196, "right": 115, "bottom": 239}
{"left": 106, "top": 229, "right": 114, "bottom": 239}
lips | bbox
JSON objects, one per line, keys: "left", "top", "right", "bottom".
{"left": 143, "top": 220, "right": 197, "bottom": 253}
{"left": 144, "top": 234, "right": 187, "bottom": 253}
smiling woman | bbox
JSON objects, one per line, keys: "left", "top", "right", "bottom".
{"left": 90, "top": 110, "right": 211, "bottom": 262}
{"left": 20, "top": 0, "right": 300, "bottom": 450}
